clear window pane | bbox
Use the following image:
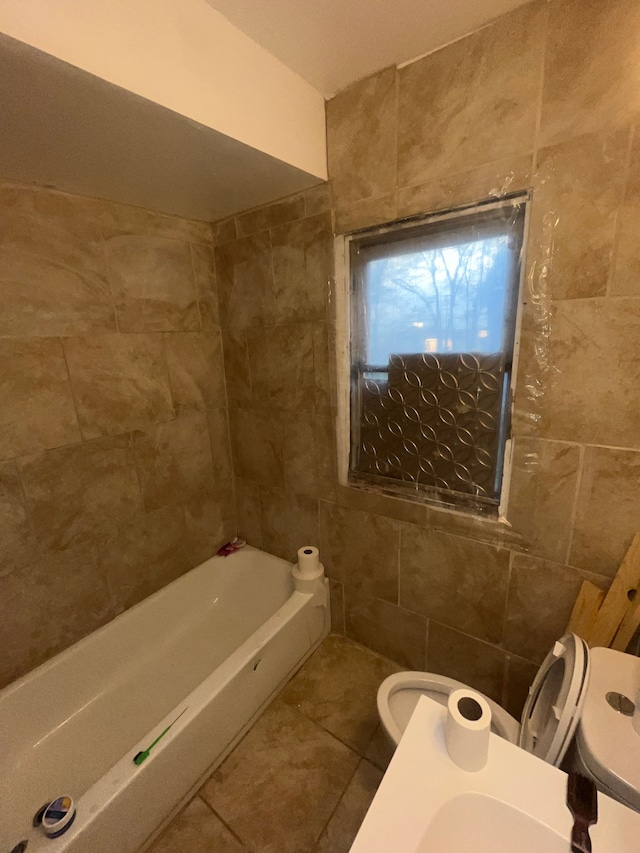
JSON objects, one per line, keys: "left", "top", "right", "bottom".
{"left": 349, "top": 199, "right": 526, "bottom": 511}
{"left": 365, "top": 235, "right": 513, "bottom": 365}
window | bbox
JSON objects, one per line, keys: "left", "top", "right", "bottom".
{"left": 347, "top": 196, "right": 528, "bottom": 514}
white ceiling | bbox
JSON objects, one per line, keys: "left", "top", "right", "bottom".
{"left": 0, "top": 34, "right": 320, "bottom": 221}
{"left": 205, "top": 0, "right": 534, "bottom": 97}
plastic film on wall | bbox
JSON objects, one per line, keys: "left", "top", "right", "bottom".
{"left": 338, "top": 163, "right": 552, "bottom": 542}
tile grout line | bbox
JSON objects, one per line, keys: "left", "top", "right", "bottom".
{"left": 197, "top": 794, "right": 252, "bottom": 850}
{"left": 564, "top": 442, "right": 585, "bottom": 567}
{"left": 530, "top": 0, "right": 549, "bottom": 175}
{"left": 188, "top": 242, "right": 205, "bottom": 331}
{"left": 98, "top": 225, "right": 121, "bottom": 334}
{"left": 314, "top": 755, "right": 364, "bottom": 848}
{"left": 606, "top": 123, "right": 636, "bottom": 298}
{"left": 59, "top": 336, "right": 86, "bottom": 443}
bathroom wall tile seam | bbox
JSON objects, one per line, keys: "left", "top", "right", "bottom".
{"left": 98, "top": 231, "right": 121, "bottom": 333}
{"left": 563, "top": 443, "right": 586, "bottom": 567}
{"left": 606, "top": 123, "right": 637, "bottom": 298}
{"left": 529, "top": 0, "right": 550, "bottom": 170}
{"left": 191, "top": 253, "right": 206, "bottom": 332}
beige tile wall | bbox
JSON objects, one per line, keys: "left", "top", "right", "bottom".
{"left": 0, "top": 183, "right": 234, "bottom": 688}
{"left": 219, "top": 0, "right": 640, "bottom": 715}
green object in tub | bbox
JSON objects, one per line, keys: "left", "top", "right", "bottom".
{"left": 133, "top": 707, "right": 188, "bottom": 766}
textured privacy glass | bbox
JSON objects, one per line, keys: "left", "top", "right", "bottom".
{"left": 349, "top": 199, "right": 526, "bottom": 508}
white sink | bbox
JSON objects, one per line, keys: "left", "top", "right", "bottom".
{"left": 351, "top": 695, "right": 640, "bottom": 852}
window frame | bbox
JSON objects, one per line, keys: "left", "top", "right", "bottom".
{"left": 334, "top": 193, "right": 531, "bottom": 521}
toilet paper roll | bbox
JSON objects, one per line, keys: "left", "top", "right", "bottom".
{"left": 293, "top": 546, "right": 324, "bottom": 594}
{"left": 297, "top": 546, "right": 322, "bottom": 578}
{"left": 445, "top": 688, "right": 492, "bottom": 772}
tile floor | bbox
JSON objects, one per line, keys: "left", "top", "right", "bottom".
{"left": 147, "top": 634, "right": 399, "bottom": 853}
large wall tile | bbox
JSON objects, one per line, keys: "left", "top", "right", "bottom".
{"left": 344, "top": 587, "right": 426, "bottom": 669}
{"left": 427, "top": 622, "right": 507, "bottom": 704}
{"left": 236, "top": 193, "right": 305, "bottom": 238}
{"left": 330, "top": 580, "right": 345, "bottom": 635}
{"left": 94, "top": 198, "right": 148, "bottom": 239}
{"left": 99, "top": 504, "right": 191, "bottom": 612}
{"left": 305, "top": 183, "right": 332, "bottom": 217}
{"left": 538, "top": 299, "right": 640, "bottom": 447}
{"left": 530, "top": 129, "right": 629, "bottom": 299}
{"left": 106, "top": 235, "right": 199, "bottom": 332}
{"left": 164, "top": 330, "right": 226, "bottom": 414}
{"left": 399, "top": 525, "right": 510, "bottom": 644}
{"left": 504, "top": 654, "right": 539, "bottom": 719}
{"left": 503, "top": 554, "right": 609, "bottom": 662}
{"left": 64, "top": 334, "right": 174, "bottom": 438}
{"left": 211, "top": 216, "right": 237, "bottom": 245}
{"left": 260, "top": 486, "right": 318, "bottom": 563}
{"left": 397, "top": 155, "right": 533, "bottom": 219}
{"left": 2, "top": 184, "right": 104, "bottom": 268}
{"left": 333, "top": 193, "right": 397, "bottom": 234}
{"left": 221, "top": 327, "right": 252, "bottom": 406}
{"left": 134, "top": 413, "right": 214, "bottom": 512}
{"left": 283, "top": 411, "right": 335, "bottom": 500}
{"left": 0, "top": 184, "right": 115, "bottom": 336}
{"left": 327, "top": 66, "right": 397, "bottom": 206}
{"left": 0, "top": 185, "right": 237, "bottom": 687}
{"left": 507, "top": 437, "right": 580, "bottom": 563}
{"left": 540, "top": 0, "right": 640, "bottom": 147}
{"left": 235, "top": 477, "right": 263, "bottom": 548}
{"left": 319, "top": 501, "right": 400, "bottom": 602}
{"left": 422, "top": 501, "right": 523, "bottom": 551}
{"left": 248, "top": 323, "right": 316, "bottom": 413}
{"left": 0, "top": 541, "right": 114, "bottom": 689}
{"left": 397, "top": 1, "right": 543, "bottom": 188}
{"left": 146, "top": 211, "right": 212, "bottom": 245}
{"left": 271, "top": 213, "right": 331, "bottom": 324}
{"left": 0, "top": 337, "right": 81, "bottom": 459}
{"left": 184, "top": 480, "right": 236, "bottom": 566}
{"left": 19, "top": 435, "right": 143, "bottom": 553}
{"left": 229, "top": 408, "right": 284, "bottom": 487}
{"left": 0, "top": 247, "right": 116, "bottom": 337}
{"left": 312, "top": 322, "right": 335, "bottom": 413}
{"left": 335, "top": 484, "right": 427, "bottom": 526}
{"left": 215, "top": 233, "right": 275, "bottom": 330}
{"left": 207, "top": 408, "right": 233, "bottom": 482}
{"left": 191, "top": 244, "right": 220, "bottom": 328}
{"left": 0, "top": 461, "right": 39, "bottom": 577}
{"left": 611, "top": 129, "right": 640, "bottom": 297}
{"left": 570, "top": 446, "right": 640, "bottom": 577}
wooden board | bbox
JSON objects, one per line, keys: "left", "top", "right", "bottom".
{"left": 612, "top": 597, "right": 640, "bottom": 651}
{"left": 586, "top": 532, "right": 640, "bottom": 648}
{"left": 566, "top": 580, "right": 605, "bottom": 639}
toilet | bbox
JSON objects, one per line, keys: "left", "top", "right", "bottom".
{"left": 378, "top": 633, "right": 640, "bottom": 812}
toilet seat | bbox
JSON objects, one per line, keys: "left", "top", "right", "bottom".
{"left": 377, "top": 671, "right": 520, "bottom": 746}
{"left": 518, "top": 633, "right": 589, "bottom": 766}
{"left": 378, "top": 633, "right": 589, "bottom": 767}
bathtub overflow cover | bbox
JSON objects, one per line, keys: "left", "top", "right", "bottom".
{"left": 606, "top": 691, "right": 635, "bottom": 716}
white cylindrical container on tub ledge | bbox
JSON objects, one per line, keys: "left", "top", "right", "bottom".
{"left": 292, "top": 546, "right": 325, "bottom": 596}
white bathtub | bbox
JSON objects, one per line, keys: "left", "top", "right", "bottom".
{"left": 0, "top": 545, "right": 329, "bottom": 853}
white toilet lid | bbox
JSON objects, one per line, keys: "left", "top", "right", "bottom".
{"left": 518, "top": 632, "right": 590, "bottom": 767}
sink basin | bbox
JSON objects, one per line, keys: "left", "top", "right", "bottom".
{"left": 419, "top": 793, "right": 567, "bottom": 853}
{"left": 350, "top": 695, "right": 640, "bottom": 852}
